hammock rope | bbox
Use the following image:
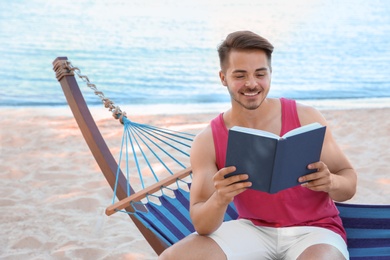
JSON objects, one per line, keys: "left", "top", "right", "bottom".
{"left": 58, "top": 60, "right": 196, "bottom": 208}
{"left": 57, "top": 59, "right": 127, "bottom": 123}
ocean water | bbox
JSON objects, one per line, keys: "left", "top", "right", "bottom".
{"left": 0, "top": 0, "right": 389, "bottom": 112}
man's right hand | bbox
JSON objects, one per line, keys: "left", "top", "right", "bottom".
{"left": 213, "top": 166, "right": 252, "bottom": 206}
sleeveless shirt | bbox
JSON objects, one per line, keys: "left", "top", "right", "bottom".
{"left": 210, "top": 98, "right": 346, "bottom": 242}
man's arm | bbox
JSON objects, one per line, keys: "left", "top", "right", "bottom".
{"left": 297, "top": 104, "right": 357, "bottom": 201}
{"left": 189, "top": 125, "right": 251, "bottom": 235}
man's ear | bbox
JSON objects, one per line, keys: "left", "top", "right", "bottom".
{"left": 219, "top": 71, "right": 227, "bottom": 86}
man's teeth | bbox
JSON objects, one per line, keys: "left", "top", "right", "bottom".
{"left": 244, "top": 92, "right": 258, "bottom": 96}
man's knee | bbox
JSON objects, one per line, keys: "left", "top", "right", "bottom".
{"left": 297, "top": 244, "right": 346, "bottom": 260}
{"left": 158, "top": 234, "right": 226, "bottom": 260}
{"left": 158, "top": 246, "right": 173, "bottom": 260}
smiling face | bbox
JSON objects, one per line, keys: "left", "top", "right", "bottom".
{"left": 220, "top": 49, "right": 272, "bottom": 110}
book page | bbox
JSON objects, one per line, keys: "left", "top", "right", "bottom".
{"left": 230, "top": 126, "right": 280, "bottom": 139}
{"left": 282, "top": 122, "right": 323, "bottom": 139}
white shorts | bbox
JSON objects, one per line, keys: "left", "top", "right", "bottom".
{"left": 207, "top": 219, "right": 349, "bottom": 260}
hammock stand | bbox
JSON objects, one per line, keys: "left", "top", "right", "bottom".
{"left": 53, "top": 57, "right": 390, "bottom": 259}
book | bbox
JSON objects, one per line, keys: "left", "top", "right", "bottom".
{"left": 225, "top": 123, "right": 326, "bottom": 194}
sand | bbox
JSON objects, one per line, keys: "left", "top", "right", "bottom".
{"left": 1, "top": 105, "right": 389, "bottom": 259}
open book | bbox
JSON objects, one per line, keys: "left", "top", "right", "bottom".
{"left": 225, "top": 123, "right": 326, "bottom": 194}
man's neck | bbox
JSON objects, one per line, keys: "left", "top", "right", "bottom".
{"left": 224, "top": 98, "right": 281, "bottom": 133}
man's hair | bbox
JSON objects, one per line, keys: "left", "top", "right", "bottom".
{"left": 217, "top": 31, "right": 274, "bottom": 72}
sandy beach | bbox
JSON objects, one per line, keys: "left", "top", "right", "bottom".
{"left": 1, "top": 105, "right": 389, "bottom": 259}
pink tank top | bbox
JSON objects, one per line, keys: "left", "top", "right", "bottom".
{"left": 211, "top": 98, "right": 346, "bottom": 242}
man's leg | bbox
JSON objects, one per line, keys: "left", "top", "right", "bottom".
{"left": 159, "top": 219, "right": 277, "bottom": 260}
{"left": 284, "top": 227, "right": 349, "bottom": 260}
{"left": 297, "top": 244, "right": 346, "bottom": 260}
{"left": 158, "top": 233, "right": 226, "bottom": 260}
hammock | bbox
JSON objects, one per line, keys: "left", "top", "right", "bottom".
{"left": 53, "top": 57, "right": 390, "bottom": 259}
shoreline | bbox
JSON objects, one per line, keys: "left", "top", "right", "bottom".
{"left": 1, "top": 105, "right": 389, "bottom": 259}
{"left": 2, "top": 97, "right": 390, "bottom": 116}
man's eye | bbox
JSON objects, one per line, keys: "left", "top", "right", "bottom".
{"left": 235, "top": 75, "right": 245, "bottom": 79}
{"left": 257, "top": 74, "right": 265, "bottom": 77}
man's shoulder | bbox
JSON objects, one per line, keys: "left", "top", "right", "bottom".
{"left": 193, "top": 124, "right": 213, "bottom": 144}
{"left": 295, "top": 102, "right": 326, "bottom": 126}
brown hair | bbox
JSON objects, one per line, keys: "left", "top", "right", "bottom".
{"left": 217, "top": 31, "right": 274, "bottom": 72}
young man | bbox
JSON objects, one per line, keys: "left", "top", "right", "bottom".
{"left": 159, "top": 31, "right": 357, "bottom": 260}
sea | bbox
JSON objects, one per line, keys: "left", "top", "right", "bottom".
{"left": 0, "top": 0, "right": 389, "bottom": 114}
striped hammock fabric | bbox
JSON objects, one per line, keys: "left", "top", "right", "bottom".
{"left": 336, "top": 203, "right": 390, "bottom": 259}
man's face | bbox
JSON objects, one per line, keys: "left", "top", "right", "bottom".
{"left": 220, "top": 50, "right": 272, "bottom": 110}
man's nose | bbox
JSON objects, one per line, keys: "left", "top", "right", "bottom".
{"left": 245, "top": 78, "right": 257, "bottom": 88}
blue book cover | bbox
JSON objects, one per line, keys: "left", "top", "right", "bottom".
{"left": 225, "top": 123, "right": 326, "bottom": 194}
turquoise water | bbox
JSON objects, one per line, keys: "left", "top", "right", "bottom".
{"left": 0, "top": 0, "right": 389, "bottom": 109}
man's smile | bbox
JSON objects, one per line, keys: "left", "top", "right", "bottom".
{"left": 243, "top": 91, "right": 260, "bottom": 97}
